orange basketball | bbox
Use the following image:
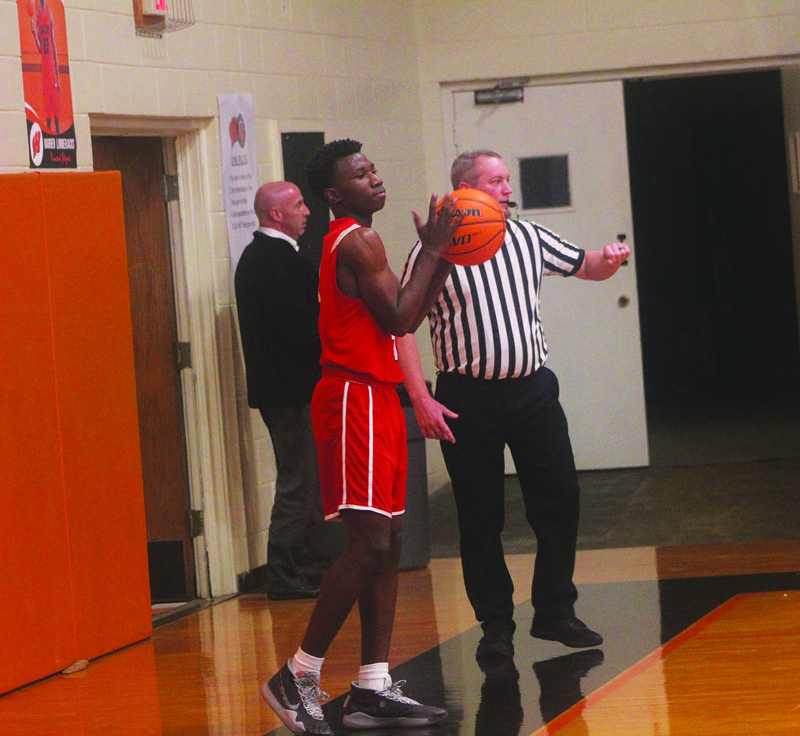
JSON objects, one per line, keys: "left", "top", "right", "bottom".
{"left": 439, "top": 188, "right": 506, "bottom": 266}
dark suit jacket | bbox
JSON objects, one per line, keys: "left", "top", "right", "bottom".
{"left": 234, "top": 231, "right": 322, "bottom": 409}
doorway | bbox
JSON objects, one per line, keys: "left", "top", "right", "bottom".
{"left": 448, "top": 81, "right": 648, "bottom": 470}
{"left": 446, "top": 67, "right": 800, "bottom": 470}
{"left": 281, "top": 131, "right": 326, "bottom": 270}
{"left": 624, "top": 69, "right": 800, "bottom": 466}
{"left": 92, "top": 135, "right": 196, "bottom": 602}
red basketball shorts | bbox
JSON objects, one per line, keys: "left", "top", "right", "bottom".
{"left": 311, "top": 374, "right": 407, "bottom": 519}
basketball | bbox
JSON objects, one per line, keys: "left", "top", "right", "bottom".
{"left": 439, "top": 188, "right": 506, "bottom": 266}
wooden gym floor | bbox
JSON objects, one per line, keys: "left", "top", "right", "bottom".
{"left": 3, "top": 381, "right": 800, "bottom": 735}
{"left": 1, "top": 540, "right": 799, "bottom": 735}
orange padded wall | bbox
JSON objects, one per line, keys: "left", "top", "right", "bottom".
{"left": 0, "top": 174, "right": 76, "bottom": 691}
{"left": 0, "top": 172, "right": 151, "bottom": 695}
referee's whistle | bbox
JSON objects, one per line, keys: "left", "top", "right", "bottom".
{"left": 616, "top": 233, "right": 629, "bottom": 265}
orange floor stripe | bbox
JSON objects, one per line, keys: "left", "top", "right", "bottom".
{"left": 532, "top": 591, "right": 800, "bottom": 736}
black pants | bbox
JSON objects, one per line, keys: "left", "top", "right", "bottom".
{"left": 435, "top": 367, "right": 579, "bottom": 624}
{"left": 260, "top": 405, "right": 343, "bottom": 592}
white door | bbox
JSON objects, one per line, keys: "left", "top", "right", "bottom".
{"left": 446, "top": 81, "right": 648, "bottom": 469}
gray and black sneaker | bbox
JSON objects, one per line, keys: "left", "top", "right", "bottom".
{"left": 342, "top": 678, "right": 447, "bottom": 729}
{"left": 260, "top": 662, "right": 333, "bottom": 735}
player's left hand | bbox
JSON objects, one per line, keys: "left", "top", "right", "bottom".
{"left": 412, "top": 192, "right": 464, "bottom": 256}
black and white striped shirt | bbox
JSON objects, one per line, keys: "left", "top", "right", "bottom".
{"left": 402, "top": 219, "right": 585, "bottom": 380}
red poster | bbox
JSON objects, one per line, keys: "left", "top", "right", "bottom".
{"left": 17, "top": 0, "right": 76, "bottom": 168}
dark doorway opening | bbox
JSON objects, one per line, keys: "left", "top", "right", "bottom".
{"left": 624, "top": 70, "right": 800, "bottom": 466}
{"left": 282, "top": 132, "right": 327, "bottom": 270}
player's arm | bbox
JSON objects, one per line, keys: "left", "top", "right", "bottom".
{"left": 397, "top": 334, "right": 457, "bottom": 442}
{"left": 337, "top": 194, "right": 462, "bottom": 335}
{"left": 336, "top": 227, "right": 405, "bottom": 334}
{"left": 30, "top": 17, "right": 42, "bottom": 53}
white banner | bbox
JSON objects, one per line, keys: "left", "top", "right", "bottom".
{"left": 218, "top": 93, "right": 259, "bottom": 271}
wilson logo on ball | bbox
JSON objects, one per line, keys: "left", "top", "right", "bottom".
{"left": 439, "top": 189, "right": 506, "bottom": 266}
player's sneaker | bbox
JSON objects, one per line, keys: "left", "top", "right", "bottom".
{"left": 260, "top": 662, "right": 333, "bottom": 735}
{"left": 342, "top": 677, "right": 447, "bottom": 729}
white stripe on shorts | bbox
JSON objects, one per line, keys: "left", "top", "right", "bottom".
{"left": 340, "top": 380, "right": 376, "bottom": 510}
{"left": 341, "top": 381, "right": 349, "bottom": 505}
{"left": 367, "top": 385, "right": 374, "bottom": 506}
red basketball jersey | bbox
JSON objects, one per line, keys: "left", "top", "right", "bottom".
{"left": 318, "top": 218, "right": 404, "bottom": 384}
{"left": 35, "top": 3, "right": 57, "bottom": 86}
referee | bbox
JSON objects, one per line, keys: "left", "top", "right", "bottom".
{"left": 398, "top": 150, "right": 630, "bottom": 659}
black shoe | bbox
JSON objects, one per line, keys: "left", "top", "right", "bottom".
{"left": 342, "top": 679, "right": 448, "bottom": 729}
{"left": 267, "top": 585, "right": 320, "bottom": 601}
{"left": 476, "top": 617, "right": 516, "bottom": 659}
{"left": 530, "top": 616, "right": 603, "bottom": 648}
{"left": 260, "top": 662, "right": 333, "bottom": 734}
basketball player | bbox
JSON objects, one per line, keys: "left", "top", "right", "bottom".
{"left": 260, "top": 139, "right": 463, "bottom": 734}
{"left": 30, "top": 0, "right": 60, "bottom": 135}
{"left": 398, "top": 150, "right": 629, "bottom": 660}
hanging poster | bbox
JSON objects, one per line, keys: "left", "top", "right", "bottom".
{"left": 17, "top": 0, "right": 76, "bottom": 168}
{"left": 218, "top": 93, "right": 259, "bottom": 271}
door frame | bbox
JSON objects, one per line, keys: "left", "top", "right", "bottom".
{"left": 89, "top": 115, "right": 238, "bottom": 597}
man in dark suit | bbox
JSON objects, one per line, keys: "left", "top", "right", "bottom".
{"left": 235, "top": 181, "right": 341, "bottom": 600}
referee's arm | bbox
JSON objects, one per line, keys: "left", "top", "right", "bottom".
{"left": 575, "top": 241, "right": 631, "bottom": 280}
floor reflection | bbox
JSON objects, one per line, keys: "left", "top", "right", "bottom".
{"left": 264, "top": 571, "right": 800, "bottom": 735}
{"left": 475, "top": 656, "right": 522, "bottom": 736}
{"left": 533, "top": 649, "right": 604, "bottom": 725}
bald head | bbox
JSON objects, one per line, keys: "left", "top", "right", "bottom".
{"left": 253, "top": 181, "right": 310, "bottom": 241}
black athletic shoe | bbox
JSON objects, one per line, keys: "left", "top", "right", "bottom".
{"left": 342, "top": 679, "right": 448, "bottom": 729}
{"left": 260, "top": 662, "right": 333, "bottom": 735}
{"left": 530, "top": 615, "right": 603, "bottom": 648}
{"left": 476, "top": 617, "right": 516, "bottom": 659}
{"left": 267, "top": 585, "right": 320, "bottom": 601}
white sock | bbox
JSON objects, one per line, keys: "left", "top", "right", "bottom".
{"left": 358, "top": 662, "right": 390, "bottom": 691}
{"left": 290, "top": 648, "right": 324, "bottom": 677}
